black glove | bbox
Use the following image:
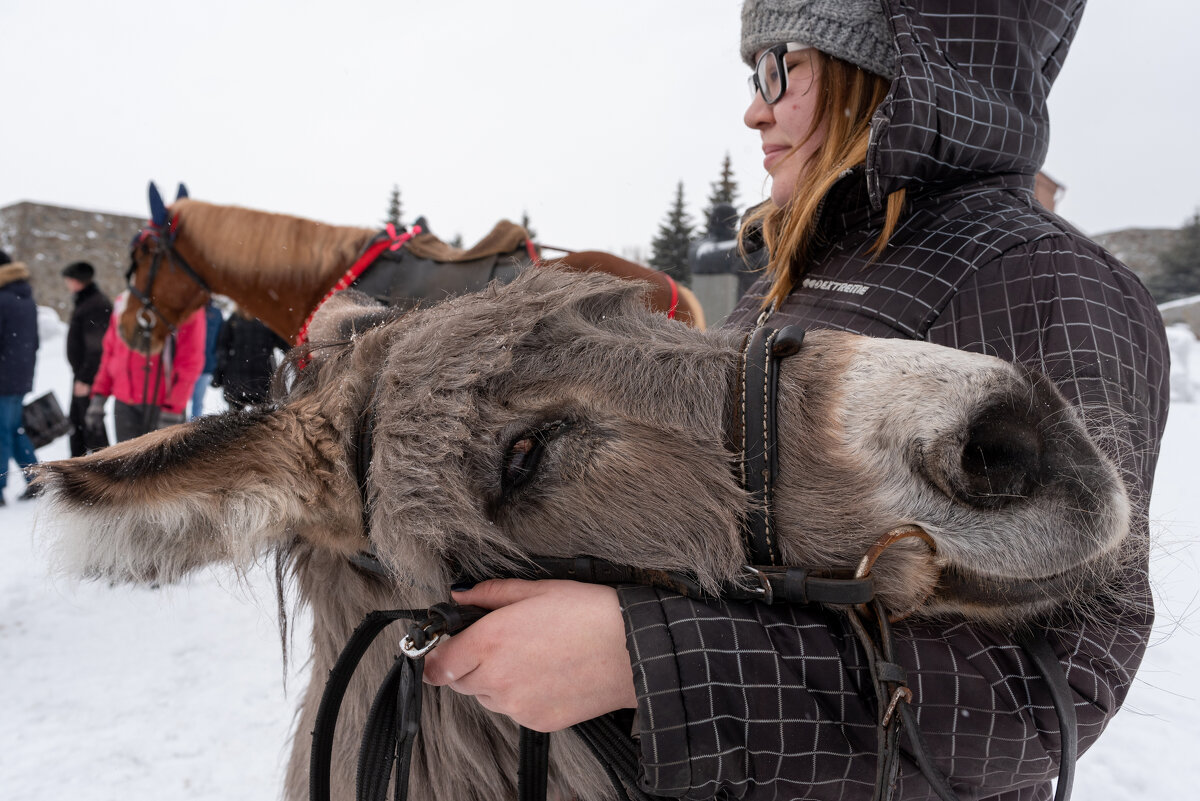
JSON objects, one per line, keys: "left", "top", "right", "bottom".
{"left": 85, "top": 396, "right": 108, "bottom": 431}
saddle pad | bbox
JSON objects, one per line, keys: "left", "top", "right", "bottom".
{"left": 351, "top": 250, "right": 525, "bottom": 310}
{"left": 405, "top": 219, "right": 530, "bottom": 263}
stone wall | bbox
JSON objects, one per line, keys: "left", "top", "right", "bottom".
{"left": 0, "top": 201, "right": 143, "bottom": 320}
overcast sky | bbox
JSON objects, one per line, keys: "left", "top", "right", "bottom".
{"left": 3, "top": 0, "right": 1197, "bottom": 258}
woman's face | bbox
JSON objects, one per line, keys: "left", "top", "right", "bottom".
{"left": 744, "top": 47, "right": 826, "bottom": 207}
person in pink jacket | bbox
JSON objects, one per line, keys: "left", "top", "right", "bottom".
{"left": 87, "top": 291, "right": 207, "bottom": 442}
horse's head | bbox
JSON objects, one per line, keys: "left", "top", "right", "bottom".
{"left": 36, "top": 268, "right": 1130, "bottom": 626}
{"left": 120, "top": 182, "right": 212, "bottom": 353}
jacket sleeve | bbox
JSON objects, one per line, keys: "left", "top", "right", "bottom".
{"left": 163, "top": 309, "right": 207, "bottom": 413}
{"left": 618, "top": 236, "right": 1169, "bottom": 800}
{"left": 65, "top": 313, "right": 83, "bottom": 378}
{"left": 76, "top": 300, "right": 112, "bottom": 384}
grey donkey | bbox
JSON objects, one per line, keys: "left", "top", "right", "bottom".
{"left": 35, "top": 268, "right": 1130, "bottom": 800}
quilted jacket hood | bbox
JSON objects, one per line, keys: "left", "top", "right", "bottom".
{"left": 866, "top": 0, "right": 1085, "bottom": 207}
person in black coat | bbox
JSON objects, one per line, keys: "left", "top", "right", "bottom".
{"left": 211, "top": 308, "right": 289, "bottom": 408}
{"left": 0, "top": 249, "right": 40, "bottom": 503}
{"left": 62, "top": 261, "right": 112, "bottom": 456}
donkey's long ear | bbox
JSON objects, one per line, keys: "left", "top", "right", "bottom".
{"left": 36, "top": 406, "right": 360, "bottom": 585}
{"left": 176, "top": 182, "right": 189, "bottom": 200}
{"left": 148, "top": 181, "right": 168, "bottom": 227}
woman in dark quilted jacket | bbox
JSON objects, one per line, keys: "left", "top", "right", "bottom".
{"left": 423, "top": 2, "right": 1170, "bottom": 799}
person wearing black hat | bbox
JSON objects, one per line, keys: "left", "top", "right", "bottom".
{"left": 62, "top": 261, "right": 112, "bottom": 455}
{"left": 0, "top": 248, "right": 41, "bottom": 504}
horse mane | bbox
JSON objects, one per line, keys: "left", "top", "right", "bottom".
{"left": 170, "top": 199, "right": 376, "bottom": 286}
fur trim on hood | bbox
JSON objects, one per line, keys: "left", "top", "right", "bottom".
{"left": 0, "top": 261, "right": 32, "bottom": 288}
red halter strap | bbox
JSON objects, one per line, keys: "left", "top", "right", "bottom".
{"left": 663, "top": 274, "right": 679, "bottom": 320}
{"left": 524, "top": 238, "right": 541, "bottom": 266}
{"left": 295, "top": 224, "right": 421, "bottom": 347}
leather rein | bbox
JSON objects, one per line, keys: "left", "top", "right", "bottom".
{"left": 313, "top": 324, "right": 1078, "bottom": 801}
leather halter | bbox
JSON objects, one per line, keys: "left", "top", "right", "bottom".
{"left": 125, "top": 217, "right": 212, "bottom": 337}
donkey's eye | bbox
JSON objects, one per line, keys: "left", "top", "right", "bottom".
{"left": 500, "top": 421, "right": 569, "bottom": 498}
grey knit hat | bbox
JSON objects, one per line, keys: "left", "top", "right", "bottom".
{"left": 741, "top": 0, "right": 896, "bottom": 79}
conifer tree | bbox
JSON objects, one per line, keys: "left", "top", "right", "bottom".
{"left": 650, "top": 181, "right": 695, "bottom": 286}
{"left": 703, "top": 152, "right": 739, "bottom": 235}
{"left": 1146, "top": 210, "right": 1200, "bottom": 303}
{"left": 384, "top": 185, "right": 403, "bottom": 228}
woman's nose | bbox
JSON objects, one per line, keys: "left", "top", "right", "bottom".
{"left": 744, "top": 90, "right": 772, "bottom": 130}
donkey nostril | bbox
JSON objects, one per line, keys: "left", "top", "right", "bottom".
{"left": 960, "top": 415, "right": 1041, "bottom": 504}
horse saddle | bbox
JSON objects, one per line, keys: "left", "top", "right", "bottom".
{"left": 350, "top": 219, "right": 532, "bottom": 310}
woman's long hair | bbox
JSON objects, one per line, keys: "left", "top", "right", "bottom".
{"left": 740, "top": 53, "right": 906, "bottom": 309}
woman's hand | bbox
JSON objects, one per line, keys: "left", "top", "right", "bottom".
{"left": 421, "top": 579, "right": 636, "bottom": 732}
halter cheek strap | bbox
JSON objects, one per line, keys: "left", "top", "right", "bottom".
{"left": 739, "top": 323, "right": 805, "bottom": 565}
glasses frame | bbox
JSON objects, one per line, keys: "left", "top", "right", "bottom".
{"left": 748, "top": 42, "right": 815, "bottom": 105}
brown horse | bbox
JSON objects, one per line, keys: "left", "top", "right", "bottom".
{"left": 36, "top": 269, "right": 1130, "bottom": 801}
{"left": 121, "top": 187, "right": 704, "bottom": 353}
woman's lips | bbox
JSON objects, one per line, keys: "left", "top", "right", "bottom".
{"left": 762, "top": 144, "right": 790, "bottom": 172}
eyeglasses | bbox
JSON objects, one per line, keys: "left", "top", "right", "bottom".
{"left": 748, "top": 42, "right": 815, "bottom": 105}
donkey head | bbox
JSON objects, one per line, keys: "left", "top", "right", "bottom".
{"left": 37, "top": 268, "right": 1129, "bottom": 625}
{"left": 765, "top": 333, "right": 1131, "bottom": 622}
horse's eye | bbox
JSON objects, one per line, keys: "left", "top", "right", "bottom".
{"left": 500, "top": 421, "right": 568, "bottom": 499}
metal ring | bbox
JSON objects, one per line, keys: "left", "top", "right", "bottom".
{"left": 854, "top": 525, "right": 937, "bottom": 580}
{"left": 855, "top": 525, "right": 941, "bottom": 622}
{"left": 136, "top": 305, "right": 157, "bottom": 330}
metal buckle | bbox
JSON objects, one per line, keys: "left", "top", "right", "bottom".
{"left": 742, "top": 565, "right": 774, "bottom": 604}
{"left": 399, "top": 629, "right": 443, "bottom": 659}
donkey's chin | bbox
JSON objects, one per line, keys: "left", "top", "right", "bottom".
{"left": 923, "top": 557, "right": 1116, "bottom": 624}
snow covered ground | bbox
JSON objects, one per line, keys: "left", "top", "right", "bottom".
{"left": 2, "top": 314, "right": 1198, "bottom": 799}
